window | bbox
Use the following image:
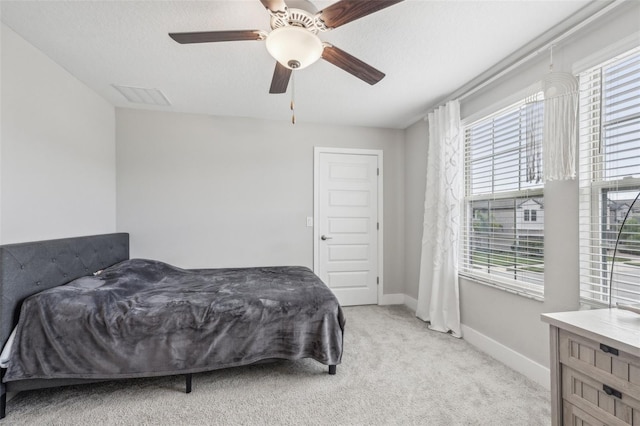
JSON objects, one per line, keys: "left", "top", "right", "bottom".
{"left": 461, "top": 98, "right": 545, "bottom": 297}
{"left": 579, "top": 48, "right": 640, "bottom": 306}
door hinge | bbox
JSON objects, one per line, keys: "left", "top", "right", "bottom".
{"left": 377, "top": 276, "right": 379, "bottom": 285}
{"left": 377, "top": 222, "right": 379, "bottom": 230}
{"left": 377, "top": 168, "right": 379, "bottom": 176}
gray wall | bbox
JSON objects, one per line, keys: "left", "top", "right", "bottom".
{"left": 403, "top": 2, "right": 640, "bottom": 367}
{"left": 0, "top": 23, "right": 116, "bottom": 244}
{"left": 404, "top": 119, "right": 428, "bottom": 301}
{"left": 116, "top": 108, "right": 405, "bottom": 295}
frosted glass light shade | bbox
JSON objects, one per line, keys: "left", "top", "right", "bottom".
{"left": 265, "top": 26, "right": 323, "bottom": 70}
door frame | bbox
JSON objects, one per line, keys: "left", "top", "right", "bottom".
{"left": 313, "top": 147, "right": 384, "bottom": 305}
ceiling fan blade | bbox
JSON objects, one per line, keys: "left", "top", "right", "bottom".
{"left": 169, "top": 30, "right": 263, "bottom": 44}
{"left": 322, "top": 45, "right": 385, "bottom": 85}
{"left": 259, "top": 0, "right": 288, "bottom": 15}
{"left": 269, "top": 62, "right": 292, "bottom": 94}
{"left": 317, "top": 0, "right": 404, "bottom": 29}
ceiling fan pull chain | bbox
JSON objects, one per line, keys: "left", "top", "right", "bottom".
{"left": 291, "top": 69, "right": 296, "bottom": 125}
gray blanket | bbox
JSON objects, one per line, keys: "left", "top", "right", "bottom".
{"left": 3, "top": 259, "right": 345, "bottom": 382}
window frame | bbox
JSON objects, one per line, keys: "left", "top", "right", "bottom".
{"left": 578, "top": 47, "right": 640, "bottom": 307}
{"left": 460, "top": 98, "right": 545, "bottom": 300}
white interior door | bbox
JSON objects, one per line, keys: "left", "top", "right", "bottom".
{"left": 315, "top": 150, "right": 380, "bottom": 306}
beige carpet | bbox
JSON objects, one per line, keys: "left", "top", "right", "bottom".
{"left": 4, "top": 305, "right": 550, "bottom": 425}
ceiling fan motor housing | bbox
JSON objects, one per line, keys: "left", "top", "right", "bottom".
{"left": 270, "top": 8, "right": 324, "bottom": 32}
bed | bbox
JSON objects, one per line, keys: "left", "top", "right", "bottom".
{"left": 0, "top": 233, "right": 345, "bottom": 418}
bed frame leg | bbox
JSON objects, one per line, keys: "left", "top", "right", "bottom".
{"left": 0, "top": 390, "right": 5, "bottom": 419}
{"left": 1, "top": 372, "right": 6, "bottom": 419}
{"left": 328, "top": 365, "right": 336, "bottom": 375}
{"left": 185, "top": 374, "right": 192, "bottom": 394}
{"left": 0, "top": 383, "right": 7, "bottom": 419}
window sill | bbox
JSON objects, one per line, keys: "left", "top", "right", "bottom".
{"left": 459, "top": 273, "right": 545, "bottom": 302}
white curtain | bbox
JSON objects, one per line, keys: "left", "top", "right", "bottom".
{"left": 416, "top": 100, "right": 462, "bottom": 338}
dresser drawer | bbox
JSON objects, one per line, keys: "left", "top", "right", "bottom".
{"left": 562, "top": 366, "right": 640, "bottom": 425}
{"left": 560, "top": 330, "right": 640, "bottom": 398}
{"left": 563, "top": 401, "right": 607, "bottom": 426}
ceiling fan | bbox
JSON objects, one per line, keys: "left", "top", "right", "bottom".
{"left": 169, "top": 0, "right": 404, "bottom": 94}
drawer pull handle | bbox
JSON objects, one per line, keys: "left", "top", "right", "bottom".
{"left": 600, "top": 343, "right": 619, "bottom": 356}
{"left": 603, "top": 385, "right": 622, "bottom": 399}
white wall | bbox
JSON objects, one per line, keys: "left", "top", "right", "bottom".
{"left": 116, "top": 108, "right": 406, "bottom": 295}
{"left": 403, "top": 0, "right": 640, "bottom": 372}
{"left": 0, "top": 23, "right": 116, "bottom": 243}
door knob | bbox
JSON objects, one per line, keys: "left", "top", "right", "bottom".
{"left": 321, "top": 235, "right": 332, "bottom": 240}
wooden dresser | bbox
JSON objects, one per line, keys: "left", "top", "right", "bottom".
{"left": 541, "top": 309, "right": 640, "bottom": 426}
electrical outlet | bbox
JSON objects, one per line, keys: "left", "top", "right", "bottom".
{"left": 306, "top": 217, "right": 313, "bottom": 227}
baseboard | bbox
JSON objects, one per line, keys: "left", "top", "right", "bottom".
{"left": 404, "top": 295, "right": 418, "bottom": 311}
{"left": 379, "top": 293, "right": 405, "bottom": 305}
{"left": 461, "top": 324, "right": 550, "bottom": 390}
{"left": 379, "top": 294, "right": 419, "bottom": 311}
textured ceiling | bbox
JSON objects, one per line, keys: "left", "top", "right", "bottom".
{"left": 1, "top": 0, "right": 592, "bottom": 129}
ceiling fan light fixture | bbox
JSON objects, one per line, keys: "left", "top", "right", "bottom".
{"left": 265, "top": 26, "right": 323, "bottom": 70}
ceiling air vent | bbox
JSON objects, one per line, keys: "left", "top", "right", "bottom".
{"left": 112, "top": 85, "right": 171, "bottom": 106}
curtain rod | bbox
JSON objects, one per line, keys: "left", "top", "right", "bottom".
{"left": 422, "top": 0, "right": 624, "bottom": 118}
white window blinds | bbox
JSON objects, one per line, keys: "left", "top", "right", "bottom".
{"left": 461, "top": 99, "right": 545, "bottom": 296}
{"left": 579, "top": 48, "right": 640, "bottom": 306}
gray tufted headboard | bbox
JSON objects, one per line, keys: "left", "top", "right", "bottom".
{"left": 0, "top": 233, "right": 129, "bottom": 348}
